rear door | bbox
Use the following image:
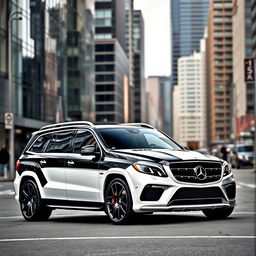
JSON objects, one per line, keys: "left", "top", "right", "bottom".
{"left": 65, "top": 130, "right": 101, "bottom": 202}
{"left": 40, "top": 130, "right": 74, "bottom": 199}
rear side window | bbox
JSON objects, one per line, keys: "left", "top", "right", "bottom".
{"left": 30, "top": 134, "right": 53, "bottom": 153}
{"left": 73, "top": 130, "right": 96, "bottom": 153}
{"left": 46, "top": 131, "right": 74, "bottom": 153}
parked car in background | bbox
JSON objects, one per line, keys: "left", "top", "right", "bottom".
{"left": 195, "top": 148, "right": 210, "bottom": 155}
{"left": 230, "top": 145, "right": 254, "bottom": 169}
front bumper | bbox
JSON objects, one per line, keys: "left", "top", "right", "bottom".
{"left": 126, "top": 165, "right": 236, "bottom": 213}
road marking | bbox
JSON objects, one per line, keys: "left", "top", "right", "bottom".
{"left": 0, "top": 190, "right": 15, "bottom": 196}
{"left": 237, "top": 182, "right": 256, "bottom": 189}
{"left": 0, "top": 236, "right": 255, "bottom": 243}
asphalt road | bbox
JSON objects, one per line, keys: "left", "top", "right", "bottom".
{"left": 0, "top": 168, "right": 255, "bottom": 256}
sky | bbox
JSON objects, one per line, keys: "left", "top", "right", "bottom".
{"left": 134, "top": 0, "right": 171, "bottom": 78}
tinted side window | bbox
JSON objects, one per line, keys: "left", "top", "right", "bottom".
{"left": 46, "top": 131, "right": 74, "bottom": 153}
{"left": 73, "top": 130, "right": 96, "bottom": 153}
{"left": 30, "top": 134, "right": 53, "bottom": 153}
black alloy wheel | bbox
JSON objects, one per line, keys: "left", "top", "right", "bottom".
{"left": 20, "top": 180, "right": 52, "bottom": 221}
{"left": 105, "top": 178, "right": 134, "bottom": 224}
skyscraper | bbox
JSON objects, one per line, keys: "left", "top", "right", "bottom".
{"left": 67, "top": 0, "right": 95, "bottom": 121}
{"left": 133, "top": 10, "right": 145, "bottom": 123}
{"left": 206, "top": 0, "right": 233, "bottom": 146}
{"left": 0, "top": 0, "right": 69, "bottom": 159}
{"left": 94, "top": 0, "right": 129, "bottom": 123}
{"left": 232, "top": 0, "right": 255, "bottom": 141}
{"left": 176, "top": 35, "right": 207, "bottom": 149}
{"left": 171, "top": 0, "right": 210, "bottom": 86}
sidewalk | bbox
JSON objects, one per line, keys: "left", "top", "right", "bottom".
{"left": 0, "top": 176, "right": 13, "bottom": 182}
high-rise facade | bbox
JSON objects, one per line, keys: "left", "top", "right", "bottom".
{"left": 94, "top": 0, "right": 129, "bottom": 123}
{"left": 171, "top": 0, "right": 210, "bottom": 86}
{"left": 145, "top": 76, "right": 172, "bottom": 135}
{"left": 232, "top": 0, "right": 255, "bottom": 142}
{"left": 125, "top": 0, "right": 135, "bottom": 122}
{"left": 133, "top": 10, "right": 145, "bottom": 123}
{"left": 252, "top": 0, "right": 256, "bottom": 58}
{"left": 67, "top": 0, "right": 95, "bottom": 121}
{"left": 206, "top": 0, "right": 233, "bottom": 146}
{"left": 176, "top": 37, "right": 207, "bottom": 149}
{"left": 0, "top": 0, "right": 68, "bottom": 159}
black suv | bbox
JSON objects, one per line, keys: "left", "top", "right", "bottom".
{"left": 14, "top": 121, "right": 236, "bottom": 224}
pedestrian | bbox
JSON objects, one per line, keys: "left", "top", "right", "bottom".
{"left": 0, "top": 145, "right": 9, "bottom": 179}
{"left": 220, "top": 144, "right": 228, "bottom": 161}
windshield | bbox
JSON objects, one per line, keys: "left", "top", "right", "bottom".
{"left": 237, "top": 146, "right": 253, "bottom": 153}
{"left": 97, "top": 127, "right": 182, "bottom": 150}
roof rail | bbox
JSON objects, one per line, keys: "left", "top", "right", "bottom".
{"left": 120, "top": 123, "right": 154, "bottom": 129}
{"left": 40, "top": 121, "right": 94, "bottom": 131}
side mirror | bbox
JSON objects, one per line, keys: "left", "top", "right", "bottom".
{"left": 81, "top": 145, "right": 97, "bottom": 156}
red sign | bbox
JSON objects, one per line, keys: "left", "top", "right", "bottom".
{"left": 236, "top": 114, "right": 255, "bottom": 134}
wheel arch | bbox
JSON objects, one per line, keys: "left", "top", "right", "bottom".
{"left": 18, "top": 171, "right": 46, "bottom": 200}
{"left": 101, "top": 169, "right": 134, "bottom": 201}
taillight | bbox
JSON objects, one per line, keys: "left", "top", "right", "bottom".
{"left": 16, "top": 160, "right": 21, "bottom": 170}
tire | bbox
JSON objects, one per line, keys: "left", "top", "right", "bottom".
{"left": 104, "top": 178, "right": 134, "bottom": 224}
{"left": 19, "top": 179, "right": 52, "bottom": 221}
{"left": 235, "top": 160, "right": 240, "bottom": 169}
{"left": 202, "top": 207, "right": 234, "bottom": 219}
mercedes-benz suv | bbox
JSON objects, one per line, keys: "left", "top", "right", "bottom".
{"left": 14, "top": 121, "right": 236, "bottom": 224}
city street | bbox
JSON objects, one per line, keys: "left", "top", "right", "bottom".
{"left": 0, "top": 168, "right": 255, "bottom": 256}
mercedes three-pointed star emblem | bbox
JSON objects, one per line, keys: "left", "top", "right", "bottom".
{"left": 194, "top": 165, "right": 207, "bottom": 180}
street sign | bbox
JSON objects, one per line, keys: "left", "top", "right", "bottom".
{"left": 244, "top": 58, "right": 255, "bottom": 82}
{"left": 4, "top": 113, "right": 13, "bottom": 129}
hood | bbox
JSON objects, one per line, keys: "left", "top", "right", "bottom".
{"left": 111, "top": 149, "right": 221, "bottom": 163}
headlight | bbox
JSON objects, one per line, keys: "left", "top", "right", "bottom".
{"left": 223, "top": 162, "right": 232, "bottom": 176}
{"left": 238, "top": 155, "right": 244, "bottom": 160}
{"left": 132, "top": 161, "right": 168, "bottom": 177}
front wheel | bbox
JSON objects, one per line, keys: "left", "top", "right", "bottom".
{"left": 202, "top": 207, "right": 234, "bottom": 219}
{"left": 19, "top": 180, "right": 52, "bottom": 221}
{"left": 104, "top": 178, "right": 134, "bottom": 224}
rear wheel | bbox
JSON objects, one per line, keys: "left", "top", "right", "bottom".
{"left": 202, "top": 207, "right": 234, "bottom": 219}
{"left": 104, "top": 178, "right": 134, "bottom": 224}
{"left": 20, "top": 180, "right": 52, "bottom": 221}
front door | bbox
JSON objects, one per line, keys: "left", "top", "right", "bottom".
{"left": 65, "top": 130, "right": 101, "bottom": 202}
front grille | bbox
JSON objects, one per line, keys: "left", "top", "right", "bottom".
{"left": 170, "top": 161, "right": 222, "bottom": 183}
{"left": 168, "top": 187, "right": 225, "bottom": 206}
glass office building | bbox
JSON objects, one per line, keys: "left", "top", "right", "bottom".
{"left": 0, "top": 0, "right": 95, "bottom": 159}
{"left": 133, "top": 10, "right": 145, "bottom": 123}
{"left": 94, "top": 0, "right": 129, "bottom": 123}
{"left": 67, "top": 0, "right": 95, "bottom": 121}
{"left": 171, "top": 0, "right": 210, "bottom": 86}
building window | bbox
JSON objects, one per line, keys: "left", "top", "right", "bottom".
{"left": 96, "top": 74, "right": 114, "bottom": 82}
{"left": 95, "top": 94, "right": 115, "bottom": 101}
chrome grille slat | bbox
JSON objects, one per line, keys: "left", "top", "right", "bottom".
{"left": 170, "top": 161, "right": 222, "bottom": 183}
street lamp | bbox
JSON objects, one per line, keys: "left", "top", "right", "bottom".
{"left": 8, "top": 11, "right": 22, "bottom": 180}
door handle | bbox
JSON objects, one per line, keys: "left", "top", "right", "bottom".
{"left": 67, "top": 160, "right": 74, "bottom": 166}
{"left": 40, "top": 160, "right": 46, "bottom": 166}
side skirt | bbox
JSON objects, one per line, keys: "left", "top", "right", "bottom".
{"left": 42, "top": 199, "right": 105, "bottom": 211}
